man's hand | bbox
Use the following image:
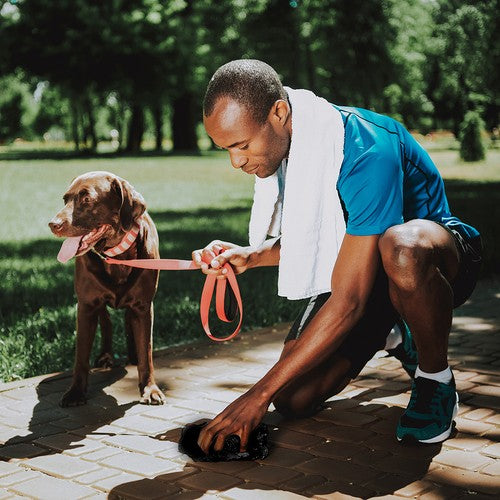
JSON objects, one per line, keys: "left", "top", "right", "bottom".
{"left": 197, "top": 389, "right": 270, "bottom": 453}
{"left": 192, "top": 240, "right": 253, "bottom": 277}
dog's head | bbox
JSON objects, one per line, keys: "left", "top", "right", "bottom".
{"left": 49, "top": 171, "right": 146, "bottom": 260}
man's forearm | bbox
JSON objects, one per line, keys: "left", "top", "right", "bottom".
{"left": 249, "top": 293, "right": 365, "bottom": 403}
{"left": 247, "top": 237, "right": 281, "bottom": 269}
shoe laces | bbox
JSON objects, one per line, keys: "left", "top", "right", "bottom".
{"left": 410, "top": 377, "right": 440, "bottom": 413}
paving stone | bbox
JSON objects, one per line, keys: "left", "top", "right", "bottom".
{"left": 176, "top": 471, "right": 244, "bottom": 491}
{"left": 0, "top": 469, "right": 40, "bottom": 487}
{"left": 111, "top": 414, "right": 174, "bottom": 434}
{"left": 462, "top": 407, "right": 496, "bottom": 421}
{"left": 433, "top": 450, "right": 493, "bottom": 471}
{"left": 0, "top": 461, "right": 19, "bottom": 476}
{"left": 307, "top": 441, "right": 365, "bottom": 460}
{"left": 102, "top": 434, "right": 177, "bottom": 455}
{"left": 257, "top": 447, "right": 315, "bottom": 468}
{"left": 22, "top": 453, "right": 100, "bottom": 478}
{"left": 220, "top": 483, "right": 306, "bottom": 499}
{"left": 481, "top": 442, "right": 500, "bottom": 458}
{"left": 425, "top": 466, "right": 500, "bottom": 495}
{"left": 278, "top": 473, "right": 328, "bottom": 493}
{"left": 9, "top": 475, "right": 96, "bottom": 499}
{"left": 100, "top": 451, "right": 179, "bottom": 476}
{"left": 270, "top": 428, "right": 324, "bottom": 449}
{"left": 80, "top": 445, "right": 122, "bottom": 462}
{"left": 92, "top": 472, "right": 145, "bottom": 493}
{"left": 295, "top": 457, "right": 382, "bottom": 484}
{"left": 312, "top": 409, "right": 379, "bottom": 427}
{"left": 0, "top": 443, "right": 46, "bottom": 460}
{"left": 106, "top": 477, "right": 181, "bottom": 499}
{"left": 304, "top": 479, "right": 376, "bottom": 499}
{"left": 444, "top": 434, "right": 492, "bottom": 452}
{"left": 34, "top": 433, "right": 104, "bottom": 456}
{"left": 235, "top": 464, "right": 302, "bottom": 486}
{"left": 480, "top": 460, "right": 500, "bottom": 477}
{"left": 393, "top": 479, "right": 435, "bottom": 497}
{"left": 73, "top": 467, "right": 121, "bottom": 486}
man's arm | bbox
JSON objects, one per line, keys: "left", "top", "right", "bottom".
{"left": 198, "top": 233, "right": 381, "bottom": 452}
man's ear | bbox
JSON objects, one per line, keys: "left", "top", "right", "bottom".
{"left": 112, "top": 178, "right": 146, "bottom": 231}
{"left": 269, "top": 99, "right": 290, "bottom": 127}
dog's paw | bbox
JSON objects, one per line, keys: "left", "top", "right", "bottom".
{"left": 60, "top": 387, "right": 87, "bottom": 407}
{"left": 140, "top": 384, "right": 166, "bottom": 405}
{"left": 94, "top": 352, "right": 114, "bottom": 369}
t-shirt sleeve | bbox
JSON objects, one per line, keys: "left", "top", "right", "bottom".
{"left": 338, "top": 148, "right": 404, "bottom": 236}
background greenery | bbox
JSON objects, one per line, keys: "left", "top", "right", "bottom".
{"left": 0, "top": 0, "right": 498, "bottom": 152}
{"left": 1, "top": 146, "right": 499, "bottom": 382}
{"left": 0, "top": 1, "right": 498, "bottom": 382}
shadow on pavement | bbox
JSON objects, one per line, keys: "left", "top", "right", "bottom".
{"left": 107, "top": 399, "right": 445, "bottom": 499}
{"left": 0, "top": 367, "right": 137, "bottom": 460}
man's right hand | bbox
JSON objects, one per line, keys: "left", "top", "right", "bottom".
{"left": 192, "top": 240, "right": 253, "bottom": 277}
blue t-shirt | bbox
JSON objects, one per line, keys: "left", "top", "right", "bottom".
{"left": 335, "top": 105, "right": 479, "bottom": 240}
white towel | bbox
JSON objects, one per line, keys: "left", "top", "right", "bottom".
{"left": 249, "top": 87, "right": 346, "bottom": 300}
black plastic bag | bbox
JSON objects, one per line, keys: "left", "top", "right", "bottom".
{"left": 178, "top": 422, "right": 270, "bottom": 462}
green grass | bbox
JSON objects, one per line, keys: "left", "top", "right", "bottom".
{"left": 0, "top": 148, "right": 499, "bottom": 382}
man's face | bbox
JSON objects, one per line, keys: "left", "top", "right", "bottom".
{"left": 204, "top": 97, "right": 291, "bottom": 178}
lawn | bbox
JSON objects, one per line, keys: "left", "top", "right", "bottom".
{"left": 0, "top": 148, "right": 499, "bottom": 382}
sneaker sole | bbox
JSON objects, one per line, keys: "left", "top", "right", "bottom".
{"left": 398, "top": 392, "right": 459, "bottom": 444}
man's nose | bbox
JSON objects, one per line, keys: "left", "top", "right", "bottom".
{"left": 229, "top": 151, "right": 249, "bottom": 169}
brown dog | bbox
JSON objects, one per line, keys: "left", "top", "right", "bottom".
{"left": 49, "top": 171, "right": 166, "bottom": 407}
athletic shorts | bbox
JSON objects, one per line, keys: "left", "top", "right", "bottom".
{"left": 285, "top": 228, "right": 482, "bottom": 378}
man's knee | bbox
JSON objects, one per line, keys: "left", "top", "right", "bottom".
{"left": 379, "top": 223, "right": 434, "bottom": 293}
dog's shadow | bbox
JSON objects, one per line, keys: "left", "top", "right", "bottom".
{"left": 0, "top": 366, "right": 139, "bottom": 460}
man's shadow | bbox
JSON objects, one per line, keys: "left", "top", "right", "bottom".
{"left": 108, "top": 397, "right": 445, "bottom": 499}
{"left": 0, "top": 366, "right": 138, "bottom": 460}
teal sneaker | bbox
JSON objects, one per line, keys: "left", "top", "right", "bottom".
{"left": 387, "top": 320, "right": 418, "bottom": 378}
{"left": 397, "top": 375, "right": 459, "bottom": 444}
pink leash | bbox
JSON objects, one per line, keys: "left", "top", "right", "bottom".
{"left": 104, "top": 252, "right": 243, "bottom": 342}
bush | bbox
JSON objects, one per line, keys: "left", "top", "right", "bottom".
{"left": 459, "top": 111, "right": 486, "bottom": 162}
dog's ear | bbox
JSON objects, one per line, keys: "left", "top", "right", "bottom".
{"left": 112, "top": 178, "right": 146, "bottom": 231}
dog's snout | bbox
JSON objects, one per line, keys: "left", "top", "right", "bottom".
{"left": 49, "top": 218, "right": 65, "bottom": 234}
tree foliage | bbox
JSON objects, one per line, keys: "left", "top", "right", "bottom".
{"left": 0, "top": 0, "right": 498, "bottom": 151}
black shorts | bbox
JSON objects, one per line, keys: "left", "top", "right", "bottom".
{"left": 285, "top": 229, "right": 482, "bottom": 378}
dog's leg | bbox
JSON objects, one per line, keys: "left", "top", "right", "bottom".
{"left": 94, "top": 307, "right": 114, "bottom": 368}
{"left": 60, "top": 303, "right": 99, "bottom": 407}
{"left": 126, "top": 303, "right": 166, "bottom": 405}
{"left": 125, "top": 311, "right": 138, "bottom": 365}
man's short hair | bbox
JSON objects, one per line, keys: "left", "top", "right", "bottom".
{"left": 204, "top": 59, "right": 287, "bottom": 125}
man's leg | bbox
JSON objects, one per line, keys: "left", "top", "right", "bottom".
{"left": 379, "top": 219, "right": 461, "bottom": 443}
{"left": 379, "top": 220, "right": 459, "bottom": 374}
{"left": 274, "top": 270, "right": 398, "bottom": 418}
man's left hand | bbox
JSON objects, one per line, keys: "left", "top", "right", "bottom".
{"left": 197, "top": 389, "right": 270, "bottom": 454}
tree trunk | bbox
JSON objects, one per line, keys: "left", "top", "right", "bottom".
{"left": 151, "top": 104, "right": 164, "bottom": 151}
{"left": 71, "top": 100, "right": 80, "bottom": 152}
{"left": 172, "top": 92, "right": 198, "bottom": 152}
{"left": 126, "top": 104, "right": 145, "bottom": 152}
{"left": 85, "top": 97, "right": 98, "bottom": 152}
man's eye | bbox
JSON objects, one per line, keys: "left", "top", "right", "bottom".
{"left": 240, "top": 144, "right": 249, "bottom": 150}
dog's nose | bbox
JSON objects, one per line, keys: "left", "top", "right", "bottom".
{"left": 49, "top": 219, "right": 63, "bottom": 233}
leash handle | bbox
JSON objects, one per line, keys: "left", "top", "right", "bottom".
{"left": 104, "top": 252, "right": 243, "bottom": 342}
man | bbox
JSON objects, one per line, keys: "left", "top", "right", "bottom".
{"left": 192, "top": 59, "right": 482, "bottom": 453}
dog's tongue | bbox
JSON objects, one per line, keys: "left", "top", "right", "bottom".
{"left": 57, "top": 236, "right": 82, "bottom": 263}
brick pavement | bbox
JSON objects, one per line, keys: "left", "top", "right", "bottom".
{"left": 0, "top": 278, "right": 498, "bottom": 499}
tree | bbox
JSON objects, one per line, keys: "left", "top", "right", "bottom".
{"left": 459, "top": 111, "right": 486, "bottom": 161}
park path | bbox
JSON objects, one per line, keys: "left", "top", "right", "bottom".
{"left": 0, "top": 278, "right": 499, "bottom": 499}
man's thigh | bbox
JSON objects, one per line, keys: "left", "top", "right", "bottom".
{"left": 381, "top": 219, "right": 481, "bottom": 307}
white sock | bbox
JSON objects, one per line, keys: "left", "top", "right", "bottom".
{"left": 384, "top": 323, "right": 402, "bottom": 351}
{"left": 415, "top": 365, "right": 453, "bottom": 384}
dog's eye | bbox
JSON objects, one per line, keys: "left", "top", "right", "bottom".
{"left": 82, "top": 195, "right": 92, "bottom": 204}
